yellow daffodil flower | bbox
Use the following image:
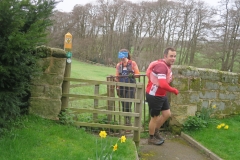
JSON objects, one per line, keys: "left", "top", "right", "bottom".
{"left": 224, "top": 125, "right": 229, "bottom": 129}
{"left": 217, "top": 125, "right": 222, "bottom": 129}
{"left": 212, "top": 105, "right": 216, "bottom": 109}
{"left": 220, "top": 123, "right": 225, "bottom": 127}
{"left": 99, "top": 131, "right": 107, "bottom": 138}
{"left": 113, "top": 143, "right": 118, "bottom": 151}
{"left": 120, "top": 135, "right": 126, "bottom": 143}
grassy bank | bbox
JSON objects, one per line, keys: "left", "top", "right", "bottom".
{"left": 0, "top": 115, "right": 137, "bottom": 160}
{"left": 0, "top": 59, "right": 138, "bottom": 160}
{"left": 185, "top": 114, "right": 240, "bottom": 160}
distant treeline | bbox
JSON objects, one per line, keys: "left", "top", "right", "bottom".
{"left": 48, "top": 0, "right": 240, "bottom": 72}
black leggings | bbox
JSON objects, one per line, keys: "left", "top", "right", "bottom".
{"left": 120, "top": 87, "right": 135, "bottom": 112}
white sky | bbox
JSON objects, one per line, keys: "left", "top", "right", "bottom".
{"left": 56, "top": 0, "right": 220, "bottom": 12}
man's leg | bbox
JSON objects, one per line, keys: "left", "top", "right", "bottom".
{"left": 148, "top": 115, "right": 164, "bottom": 145}
{"left": 154, "top": 109, "right": 171, "bottom": 140}
{"left": 146, "top": 93, "right": 164, "bottom": 145}
{"left": 149, "top": 116, "right": 160, "bottom": 135}
{"left": 156, "top": 109, "right": 171, "bottom": 129}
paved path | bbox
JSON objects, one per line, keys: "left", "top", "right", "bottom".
{"left": 137, "top": 131, "right": 222, "bottom": 160}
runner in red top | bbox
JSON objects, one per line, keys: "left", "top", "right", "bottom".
{"left": 146, "top": 47, "right": 179, "bottom": 145}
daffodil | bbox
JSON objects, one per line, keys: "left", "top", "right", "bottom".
{"left": 220, "top": 123, "right": 225, "bottom": 127}
{"left": 99, "top": 131, "right": 107, "bottom": 138}
{"left": 224, "top": 125, "right": 229, "bottom": 129}
{"left": 120, "top": 135, "right": 126, "bottom": 143}
{"left": 113, "top": 144, "right": 118, "bottom": 151}
{"left": 212, "top": 104, "right": 216, "bottom": 109}
{"left": 96, "top": 131, "right": 127, "bottom": 159}
{"left": 217, "top": 125, "right": 221, "bottom": 129}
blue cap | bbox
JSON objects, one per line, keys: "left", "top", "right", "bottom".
{"left": 118, "top": 51, "right": 128, "bottom": 58}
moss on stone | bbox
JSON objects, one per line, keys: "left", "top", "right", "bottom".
{"left": 176, "top": 78, "right": 188, "bottom": 91}
{"left": 52, "top": 48, "right": 66, "bottom": 58}
{"left": 189, "top": 78, "right": 201, "bottom": 91}
{"left": 35, "top": 45, "right": 52, "bottom": 58}
{"left": 169, "top": 125, "right": 182, "bottom": 135}
{"left": 196, "top": 101, "right": 202, "bottom": 111}
{"left": 187, "top": 66, "right": 193, "bottom": 70}
{"left": 38, "top": 58, "right": 51, "bottom": 73}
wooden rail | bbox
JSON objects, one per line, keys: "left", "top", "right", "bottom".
{"left": 61, "top": 77, "right": 144, "bottom": 146}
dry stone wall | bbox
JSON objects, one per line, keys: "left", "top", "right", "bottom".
{"left": 29, "top": 47, "right": 240, "bottom": 126}
{"left": 29, "top": 46, "right": 66, "bottom": 120}
{"left": 169, "top": 65, "right": 240, "bottom": 127}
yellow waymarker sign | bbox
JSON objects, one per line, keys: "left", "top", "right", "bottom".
{"left": 64, "top": 32, "right": 72, "bottom": 51}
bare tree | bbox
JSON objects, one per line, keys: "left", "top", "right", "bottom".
{"left": 48, "top": 0, "right": 240, "bottom": 72}
{"left": 214, "top": 0, "right": 240, "bottom": 71}
{"left": 47, "top": 11, "right": 72, "bottom": 48}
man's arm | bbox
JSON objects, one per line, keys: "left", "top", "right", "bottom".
{"left": 154, "top": 63, "right": 178, "bottom": 95}
{"left": 159, "top": 79, "right": 178, "bottom": 95}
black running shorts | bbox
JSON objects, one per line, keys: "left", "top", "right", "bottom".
{"left": 146, "top": 93, "right": 170, "bottom": 117}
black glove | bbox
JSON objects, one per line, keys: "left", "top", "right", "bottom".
{"left": 128, "top": 73, "right": 134, "bottom": 78}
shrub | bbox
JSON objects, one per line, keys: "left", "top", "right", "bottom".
{"left": 182, "top": 116, "right": 207, "bottom": 131}
{"left": 183, "top": 105, "right": 219, "bottom": 131}
{"left": 0, "top": 0, "right": 58, "bottom": 132}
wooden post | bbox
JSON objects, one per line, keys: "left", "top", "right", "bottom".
{"left": 133, "top": 83, "right": 143, "bottom": 147}
{"left": 61, "top": 32, "right": 72, "bottom": 110}
{"left": 93, "top": 84, "right": 99, "bottom": 122}
{"left": 107, "top": 76, "right": 115, "bottom": 122}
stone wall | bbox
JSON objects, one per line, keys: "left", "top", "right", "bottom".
{"left": 29, "top": 47, "right": 240, "bottom": 125}
{"left": 169, "top": 65, "right": 240, "bottom": 127}
{"left": 29, "top": 46, "right": 66, "bottom": 120}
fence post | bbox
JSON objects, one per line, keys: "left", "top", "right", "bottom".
{"left": 93, "top": 84, "right": 99, "bottom": 122}
{"left": 107, "top": 76, "right": 115, "bottom": 122}
{"left": 133, "top": 83, "right": 143, "bottom": 147}
{"left": 61, "top": 32, "right": 72, "bottom": 110}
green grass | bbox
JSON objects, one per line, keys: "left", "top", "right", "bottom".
{"left": 68, "top": 59, "right": 117, "bottom": 122}
{"left": 0, "top": 115, "right": 137, "bottom": 160}
{"left": 70, "top": 59, "right": 116, "bottom": 80}
{"left": 185, "top": 115, "right": 240, "bottom": 160}
{"left": 70, "top": 59, "right": 116, "bottom": 104}
{"left": 69, "top": 59, "right": 113, "bottom": 109}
